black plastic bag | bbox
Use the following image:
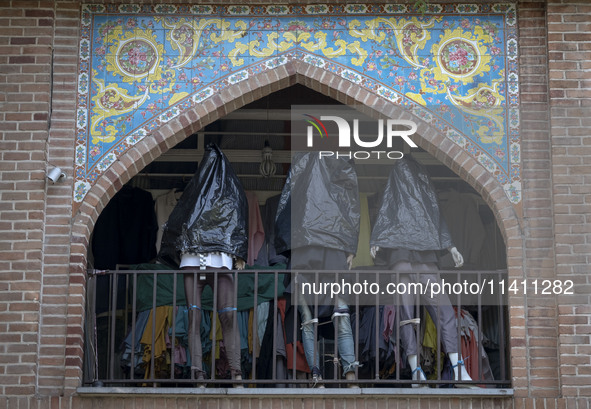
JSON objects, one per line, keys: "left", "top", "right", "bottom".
{"left": 275, "top": 152, "right": 360, "bottom": 255}
{"left": 370, "top": 157, "right": 452, "bottom": 251}
{"left": 159, "top": 143, "right": 248, "bottom": 267}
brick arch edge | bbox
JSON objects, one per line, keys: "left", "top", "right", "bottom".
{"left": 65, "top": 59, "right": 524, "bottom": 393}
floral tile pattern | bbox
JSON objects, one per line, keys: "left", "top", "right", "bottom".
{"left": 76, "top": 3, "right": 520, "bottom": 205}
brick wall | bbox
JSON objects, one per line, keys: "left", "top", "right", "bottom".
{"left": 515, "top": 0, "right": 559, "bottom": 403}
{"left": 547, "top": 0, "right": 591, "bottom": 400}
{"left": 1, "top": 1, "right": 590, "bottom": 408}
{"left": 39, "top": 0, "right": 80, "bottom": 396}
{"left": 0, "top": 0, "right": 54, "bottom": 398}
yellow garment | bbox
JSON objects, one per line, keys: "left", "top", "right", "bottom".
{"left": 352, "top": 193, "right": 374, "bottom": 268}
{"left": 210, "top": 312, "right": 224, "bottom": 360}
{"left": 140, "top": 306, "right": 173, "bottom": 379}
{"left": 421, "top": 308, "right": 444, "bottom": 380}
{"left": 422, "top": 308, "right": 438, "bottom": 351}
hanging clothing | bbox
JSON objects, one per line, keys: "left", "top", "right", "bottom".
{"left": 421, "top": 308, "right": 445, "bottom": 378}
{"left": 140, "top": 306, "right": 174, "bottom": 379}
{"left": 350, "top": 306, "right": 397, "bottom": 378}
{"left": 256, "top": 302, "right": 270, "bottom": 355}
{"left": 454, "top": 307, "right": 494, "bottom": 382}
{"left": 246, "top": 191, "right": 265, "bottom": 266}
{"left": 154, "top": 189, "right": 181, "bottom": 253}
{"left": 257, "top": 195, "right": 288, "bottom": 266}
{"left": 92, "top": 185, "right": 158, "bottom": 270}
{"left": 130, "top": 263, "right": 186, "bottom": 312}
{"left": 479, "top": 215, "right": 507, "bottom": 270}
{"left": 256, "top": 300, "right": 288, "bottom": 383}
{"left": 237, "top": 310, "right": 252, "bottom": 376}
{"left": 121, "top": 309, "right": 151, "bottom": 376}
{"left": 278, "top": 298, "right": 309, "bottom": 373}
{"left": 351, "top": 193, "right": 374, "bottom": 268}
{"left": 438, "top": 190, "right": 486, "bottom": 268}
{"left": 92, "top": 185, "right": 158, "bottom": 314}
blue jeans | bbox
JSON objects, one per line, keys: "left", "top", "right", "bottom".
{"left": 298, "top": 294, "right": 357, "bottom": 376}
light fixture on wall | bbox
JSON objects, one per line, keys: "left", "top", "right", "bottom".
{"left": 47, "top": 166, "right": 67, "bottom": 184}
{"left": 259, "top": 140, "right": 276, "bottom": 178}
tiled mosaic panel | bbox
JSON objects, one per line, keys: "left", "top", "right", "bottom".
{"left": 76, "top": 3, "right": 520, "bottom": 204}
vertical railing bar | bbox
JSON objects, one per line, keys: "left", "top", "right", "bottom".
{"left": 130, "top": 272, "right": 137, "bottom": 382}
{"left": 333, "top": 270, "right": 338, "bottom": 381}
{"left": 150, "top": 272, "right": 157, "bottom": 385}
{"left": 109, "top": 272, "right": 118, "bottom": 382}
{"left": 211, "top": 270, "right": 218, "bottom": 384}
{"left": 354, "top": 271, "right": 359, "bottom": 382}
{"left": 292, "top": 269, "right": 297, "bottom": 385}
{"left": 251, "top": 270, "right": 259, "bottom": 381}
{"left": 314, "top": 270, "right": 319, "bottom": 380}
{"left": 92, "top": 273, "right": 99, "bottom": 384}
{"left": 436, "top": 270, "right": 441, "bottom": 382}
{"left": 170, "top": 271, "right": 177, "bottom": 380}
{"left": 374, "top": 270, "right": 379, "bottom": 380}
{"left": 233, "top": 266, "right": 240, "bottom": 385}
{"left": 272, "top": 271, "right": 278, "bottom": 381}
{"left": 394, "top": 270, "right": 400, "bottom": 382}
{"left": 477, "top": 272, "right": 483, "bottom": 382}
{"left": 414, "top": 269, "right": 421, "bottom": 386}
{"left": 192, "top": 270, "right": 198, "bottom": 380}
{"left": 124, "top": 273, "right": 129, "bottom": 349}
{"left": 456, "top": 269, "right": 462, "bottom": 383}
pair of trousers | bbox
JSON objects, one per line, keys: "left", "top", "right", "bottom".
{"left": 182, "top": 268, "right": 241, "bottom": 378}
{"left": 297, "top": 289, "right": 357, "bottom": 376}
{"left": 393, "top": 261, "right": 458, "bottom": 356}
{"left": 291, "top": 246, "right": 357, "bottom": 376}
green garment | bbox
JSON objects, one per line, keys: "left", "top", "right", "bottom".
{"left": 130, "top": 263, "right": 286, "bottom": 312}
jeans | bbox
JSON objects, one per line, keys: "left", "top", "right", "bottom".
{"left": 298, "top": 292, "right": 357, "bottom": 376}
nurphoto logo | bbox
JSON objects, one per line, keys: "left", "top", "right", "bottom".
{"left": 293, "top": 106, "right": 418, "bottom": 160}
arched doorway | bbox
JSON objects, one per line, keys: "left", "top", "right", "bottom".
{"left": 73, "top": 78, "right": 519, "bottom": 388}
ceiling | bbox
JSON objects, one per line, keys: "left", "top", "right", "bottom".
{"left": 130, "top": 84, "right": 472, "bottom": 195}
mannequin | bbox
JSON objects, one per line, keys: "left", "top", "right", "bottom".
{"left": 275, "top": 152, "right": 360, "bottom": 386}
{"left": 369, "top": 157, "right": 473, "bottom": 387}
{"left": 159, "top": 144, "right": 248, "bottom": 386}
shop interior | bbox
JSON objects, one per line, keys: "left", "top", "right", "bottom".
{"left": 84, "top": 84, "right": 509, "bottom": 388}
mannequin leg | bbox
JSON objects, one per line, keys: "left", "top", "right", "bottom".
{"left": 332, "top": 297, "right": 357, "bottom": 379}
{"left": 396, "top": 269, "right": 418, "bottom": 357}
{"left": 297, "top": 292, "right": 322, "bottom": 385}
{"left": 416, "top": 267, "right": 473, "bottom": 384}
{"left": 183, "top": 271, "right": 205, "bottom": 381}
{"left": 448, "top": 352, "right": 472, "bottom": 382}
{"left": 216, "top": 273, "right": 242, "bottom": 381}
{"left": 407, "top": 354, "right": 428, "bottom": 388}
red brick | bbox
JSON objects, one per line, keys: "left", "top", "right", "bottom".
{"left": 8, "top": 56, "right": 35, "bottom": 64}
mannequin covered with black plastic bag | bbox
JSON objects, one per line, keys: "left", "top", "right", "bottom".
{"left": 370, "top": 156, "right": 473, "bottom": 387}
{"left": 275, "top": 152, "right": 360, "bottom": 386}
{"left": 159, "top": 143, "right": 248, "bottom": 385}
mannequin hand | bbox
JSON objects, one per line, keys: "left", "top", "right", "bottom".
{"left": 370, "top": 246, "right": 379, "bottom": 259}
{"left": 346, "top": 254, "right": 354, "bottom": 270}
{"left": 235, "top": 258, "right": 246, "bottom": 270}
{"left": 449, "top": 247, "right": 464, "bottom": 268}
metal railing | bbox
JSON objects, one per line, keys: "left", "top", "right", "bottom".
{"left": 84, "top": 268, "right": 510, "bottom": 388}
